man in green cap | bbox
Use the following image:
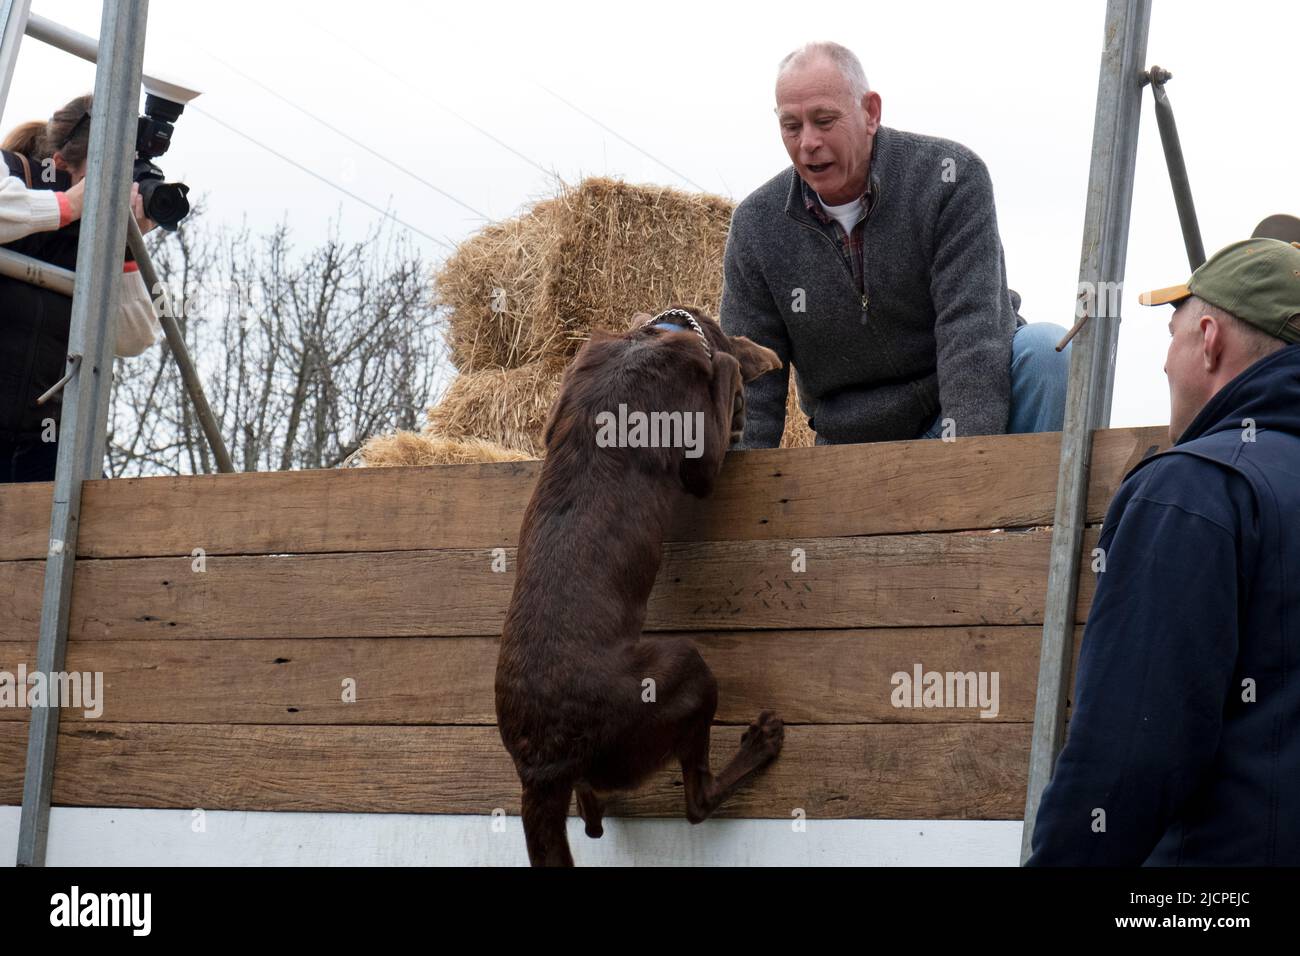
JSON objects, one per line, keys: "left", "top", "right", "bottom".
{"left": 1029, "top": 238, "right": 1300, "bottom": 865}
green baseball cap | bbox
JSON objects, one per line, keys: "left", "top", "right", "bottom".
{"left": 1139, "top": 238, "right": 1300, "bottom": 344}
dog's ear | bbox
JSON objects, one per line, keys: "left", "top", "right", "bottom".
{"left": 627, "top": 312, "right": 653, "bottom": 331}
{"left": 728, "top": 336, "right": 782, "bottom": 382}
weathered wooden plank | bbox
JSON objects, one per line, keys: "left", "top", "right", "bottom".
{"left": 0, "top": 721, "right": 1033, "bottom": 819}
{"left": 0, "top": 626, "right": 1085, "bottom": 725}
{"left": 0, "top": 529, "right": 1100, "bottom": 642}
{"left": 0, "top": 426, "right": 1165, "bottom": 560}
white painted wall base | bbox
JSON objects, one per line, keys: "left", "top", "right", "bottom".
{"left": 0, "top": 807, "right": 1023, "bottom": 866}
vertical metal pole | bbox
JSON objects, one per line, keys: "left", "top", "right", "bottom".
{"left": 16, "top": 0, "right": 149, "bottom": 867}
{"left": 1021, "top": 0, "right": 1151, "bottom": 865}
{"left": 0, "top": 0, "right": 34, "bottom": 118}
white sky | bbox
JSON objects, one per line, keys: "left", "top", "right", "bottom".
{"left": 4, "top": 0, "right": 1296, "bottom": 430}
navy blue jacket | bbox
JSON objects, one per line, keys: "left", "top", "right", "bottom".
{"left": 1028, "top": 344, "right": 1300, "bottom": 865}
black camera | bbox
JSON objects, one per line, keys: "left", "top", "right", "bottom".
{"left": 133, "top": 93, "right": 190, "bottom": 231}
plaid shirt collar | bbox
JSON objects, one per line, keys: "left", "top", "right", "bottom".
{"left": 800, "top": 176, "right": 871, "bottom": 228}
{"left": 798, "top": 174, "right": 872, "bottom": 293}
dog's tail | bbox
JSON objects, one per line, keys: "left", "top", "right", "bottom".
{"left": 521, "top": 781, "right": 575, "bottom": 867}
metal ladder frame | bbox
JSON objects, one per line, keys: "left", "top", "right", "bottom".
{"left": 0, "top": 0, "right": 230, "bottom": 866}
{"left": 1021, "top": 0, "right": 1153, "bottom": 862}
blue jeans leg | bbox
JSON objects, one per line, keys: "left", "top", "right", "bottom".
{"left": 1007, "top": 322, "right": 1071, "bottom": 433}
{"left": 915, "top": 322, "right": 1070, "bottom": 440}
{"left": 918, "top": 410, "right": 944, "bottom": 440}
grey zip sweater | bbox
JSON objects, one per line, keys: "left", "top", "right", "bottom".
{"left": 720, "top": 125, "right": 1023, "bottom": 446}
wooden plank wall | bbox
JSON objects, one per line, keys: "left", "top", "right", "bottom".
{"left": 0, "top": 426, "right": 1166, "bottom": 821}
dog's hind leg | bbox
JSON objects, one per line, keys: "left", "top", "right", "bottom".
{"left": 521, "top": 781, "right": 575, "bottom": 867}
{"left": 678, "top": 707, "right": 784, "bottom": 824}
{"left": 620, "top": 638, "right": 784, "bottom": 824}
{"left": 575, "top": 783, "right": 605, "bottom": 838}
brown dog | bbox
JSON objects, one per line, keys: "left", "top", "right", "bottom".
{"left": 495, "top": 305, "right": 784, "bottom": 866}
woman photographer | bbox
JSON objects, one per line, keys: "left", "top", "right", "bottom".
{"left": 0, "top": 93, "right": 161, "bottom": 483}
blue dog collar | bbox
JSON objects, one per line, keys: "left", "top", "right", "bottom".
{"left": 641, "top": 308, "right": 712, "bottom": 359}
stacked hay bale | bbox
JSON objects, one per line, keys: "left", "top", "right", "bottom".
{"left": 359, "top": 176, "right": 813, "bottom": 465}
{"left": 780, "top": 377, "right": 814, "bottom": 448}
{"left": 427, "top": 357, "right": 569, "bottom": 459}
{"left": 438, "top": 198, "right": 567, "bottom": 371}
{"left": 355, "top": 433, "right": 535, "bottom": 466}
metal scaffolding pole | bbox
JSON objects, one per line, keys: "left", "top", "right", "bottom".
{"left": 1147, "top": 66, "right": 1207, "bottom": 272}
{"left": 0, "top": 0, "right": 34, "bottom": 113}
{"left": 126, "top": 218, "right": 234, "bottom": 472}
{"left": 15, "top": 0, "right": 150, "bottom": 867}
{"left": 0, "top": 245, "right": 76, "bottom": 295}
{"left": 1021, "top": 0, "right": 1151, "bottom": 864}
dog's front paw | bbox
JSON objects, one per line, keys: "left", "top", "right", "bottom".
{"left": 740, "top": 710, "right": 784, "bottom": 760}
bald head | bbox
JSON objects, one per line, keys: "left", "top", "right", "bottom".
{"left": 776, "top": 41, "right": 870, "bottom": 100}
{"left": 774, "top": 42, "right": 881, "bottom": 205}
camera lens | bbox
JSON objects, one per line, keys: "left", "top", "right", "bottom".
{"left": 138, "top": 178, "right": 191, "bottom": 231}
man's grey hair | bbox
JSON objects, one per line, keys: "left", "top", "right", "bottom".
{"left": 1186, "top": 295, "right": 1286, "bottom": 362}
{"left": 777, "top": 41, "right": 870, "bottom": 101}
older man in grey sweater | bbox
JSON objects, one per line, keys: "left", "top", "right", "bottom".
{"left": 722, "top": 42, "right": 1069, "bottom": 446}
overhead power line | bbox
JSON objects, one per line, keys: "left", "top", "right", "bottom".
{"left": 190, "top": 105, "right": 455, "bottom": 250}
{"left": 314, "top": 19, "right": 707, "bottom": 194}
{"left": 310, "top": 21, "right": 567, "bottom": 186}
{"left": 197, "top": 47, "right": 491, "bottom": 222}
{"left": 537, "top": 84, "right": 708, "bottom": 193}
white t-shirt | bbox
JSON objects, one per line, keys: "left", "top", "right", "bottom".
{"left": 817, "top": 192, "right": 867, "bottom": 237}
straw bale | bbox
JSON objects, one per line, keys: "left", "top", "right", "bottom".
{"left": 426, "top": 357, "right": 568, "bottom": 457}
{"left": 357, "top": 431, "right": 536, "bottom": 467}
{"left": 435, "top": 198, "right": 565, "bottom": 370}
{"left": 538, "top": 177, "right": 734, "bottom": 355}
{"left": 781, "top": 369, "right": 815, "bottom": 448}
